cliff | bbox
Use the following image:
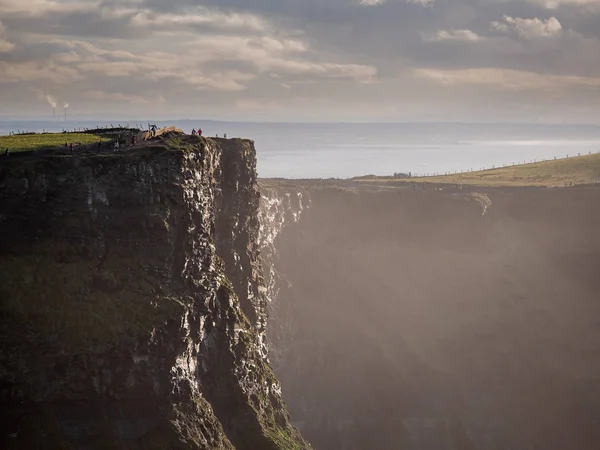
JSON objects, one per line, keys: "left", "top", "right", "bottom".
{"left": 0, "top": 135, "right": 310, "bottom": 450}
{"left": 256, "top": 182, "right": 310, "bottom": 360}
{"left": 263, "top": 182, "right": 600, "bottom": 450}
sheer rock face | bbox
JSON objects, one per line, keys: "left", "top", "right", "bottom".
{"left": 257, "top": 183, "right": 310, "bottom": 359}
{"left": 265, "top": 183, "right": 600, "bottom": 450}
{"left": 0, "top": 137, "right": 309, "bottom": 450}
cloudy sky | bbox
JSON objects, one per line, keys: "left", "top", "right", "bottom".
{"left": 0, "top": 0, "right": 599, "bottom": 121}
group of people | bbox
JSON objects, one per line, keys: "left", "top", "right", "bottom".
{"left": 190, "top": 128, "right": 228, "bottom": 139}
{"left": 111, "top": 135, "right": 137, "bottom": 152}
{"left": 61, "top": 134, "right": 137, "bottom": 156}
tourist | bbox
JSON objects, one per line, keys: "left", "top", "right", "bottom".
{"left": 191, "top": 129, "right": 196, "bottom": 136}
{"left": 114, "top": 140, "right": 120, "bottom": 152}
{"left": 198, "top": 128, "right": 203, "bottom": 136}
{"left": 224, "top": 133, "right": 227, "bottom": 139}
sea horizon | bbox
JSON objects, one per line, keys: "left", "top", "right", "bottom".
{"left": 2, "top": 120, "right": 600, "bottom": 179}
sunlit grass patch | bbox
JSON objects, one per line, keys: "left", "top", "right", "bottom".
{"left": 357, "top": 152, "right": 600, "bottom": 187}
{"left": 0, "top": 133, "right": 103, "bottom": 153}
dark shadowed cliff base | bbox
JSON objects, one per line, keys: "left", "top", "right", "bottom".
{"left": 264, "top": 181, "right": 600, "bottom": 450}
{"left": 0, "top": 135, "right": 310, "bottom": 450}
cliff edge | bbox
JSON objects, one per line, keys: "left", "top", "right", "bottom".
{"left": 0, "top": 134, "right": 310, "bottom": 450}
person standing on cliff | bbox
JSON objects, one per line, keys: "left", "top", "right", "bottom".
{"left": 198, "top": 128, "right": 203, "bottom": 136}
{"left": 191, "top": 129, "right": 196, "bottom": 136}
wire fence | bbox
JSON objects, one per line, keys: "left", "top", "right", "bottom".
{"left": 7, "top": 124, "right": 148, "bottom": 136}
{"left": 402, "top": 150, "right": 600, "bottom": 179}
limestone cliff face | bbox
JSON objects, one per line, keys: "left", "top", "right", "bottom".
{"left": 256, "top": 183, "right": 310, "bottom": 361}
{"left": 264, "top": 183, "right": 600, "bottom": 450}
{"left": 0, "top": 136, "right": 310, "bottom": 450}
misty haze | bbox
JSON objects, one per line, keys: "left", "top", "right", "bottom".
{"left": 1, "top": 0, "right": 600, "bottom": 449}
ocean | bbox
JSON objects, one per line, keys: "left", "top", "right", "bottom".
{"left": 2, "top": 120, "right": 600, "bottom": 179}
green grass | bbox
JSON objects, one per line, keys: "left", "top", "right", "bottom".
{"left": 357, "top": 152, "right": 600, "bottom": 187}
{"left": 0, "top": 133, "right": 104, "bottom": 153}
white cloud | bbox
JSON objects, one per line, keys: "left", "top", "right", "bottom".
{"left": 1, "top": 0, "right": 598, "bottom": 120}
{"left": 431, "top": 29, "right": 484, "bottom": 42}
{"left": 361, "top": 0, "right": 435, "bottom": 6}
{"left": 0, "top": 20, "right": 15, "bottom": 53}
{"left": 0, "top": 61, "right": 82, "bottom": 83}
{"left": 0, "top": 0, "right": 97, "bottom": 17}
{"left": 144, "top": 69, "right": 255, "bottom": 92}
{"left": 129, "top": 8, "right": 266, "bottom": 33}
{"left": 181, "top": 35, "right": 377, "bottom": 83}
{"left": 248, "top": 36, "right": 308, "bottom": 53}
{"left": 265, "top": 59, "right": 377, "bottom": 82}
{"left": 491, "top": 16, "right": 562, "bottom": 39}
{"left": 51, "top": 40, "right": 259, "bottom": 91}
{"left": 414, "top": 67, "right": 600, "bottom": 90}
{"left": 78, "top": 61, "right": 141, "bottom": 77}
{"left": 527, "top": 0, "right": 600, "bottom": 9}
{"left": 406, "top": 0, "right": 435, "bottom": 6}
{"left": 82, "top": 90, "right": 161, "bottom": 104}
{"left": 0, "top": 39, "right": 14, "bottom": 53}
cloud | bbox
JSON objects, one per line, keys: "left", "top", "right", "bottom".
{"left": 0, "top": 0, "right": 97, "bottom": 17}
{"left": 143, "top": 69, "right": 255, "bottom": 92}
{"left": 179, "top": 35, "right": 376, "bottom": 83}
{"left": 0, "top": 20, "right": 15, "bottom": 53}
{"left": 406, "top": 0, "right": 435, "bottom": 6}
{"left": 360, "top": 0, "right": 387, "bottom": 5}
{"left": 128, "top": 8, "right": 267, "bottom": 33}
{"left": 0, "top": 61, "right": 82, "bottom": 83}
{"left": 82, "top": 89, "right": 162, "bottom": 104}
{"left": 430, "top": 29, "right": 484, "bottom": 42}
{"left": 491, "top": 16, "right": 562, "bottom": 39}
{"left": 361, "top": 0, "right": 435, "bottom": 7}
{"left": 1, "top": 0, "right": 600, "bottom": 120}
{"left": 527, "top": 0, "right": 600, "bottom": 9}
{"left": 414, "top": 67, "right": 600, "bottom": 90}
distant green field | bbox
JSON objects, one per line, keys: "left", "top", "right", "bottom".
{"left": 0, "top": 133, "right": 103, "bottom": 153}
{"left": 357, "top": 152, "right": 600, "bottom": 187}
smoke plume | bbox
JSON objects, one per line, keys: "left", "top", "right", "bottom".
{"left": 46, "top": 95, "right": 57, "bottom": 109}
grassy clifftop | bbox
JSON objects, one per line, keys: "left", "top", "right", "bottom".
{"left": 357, "top": 152, "right": 600, "bottom": 187}
{"left": 0, "top": 127, "right": 145, "bottom": 153}
{"left": 0, "top": 133, "right": 105, "bottom": 153}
